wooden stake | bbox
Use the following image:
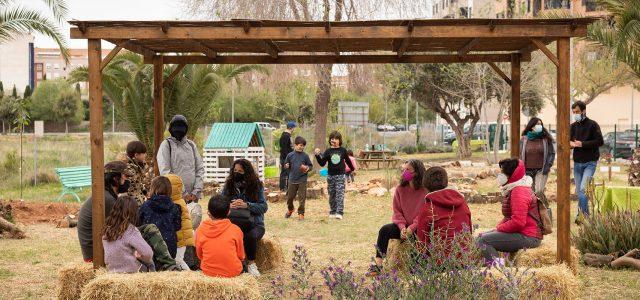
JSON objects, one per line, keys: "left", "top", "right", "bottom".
{"left": 88, "top": 39, "right": 105, "bottom": 268}
{"left": 510, "top": 54, "right": 521, "bottom": 158}
{"left": 153, "top": 56, "right": 164, "bottom": 176}
{"left": 556, "top": 38, "right": 572, "bottom": 264}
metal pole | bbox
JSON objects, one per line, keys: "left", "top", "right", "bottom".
{"left": 112, "top": 101, "right": 115, "bottom": 133}
{"left": 614, "top": 124, "right": 617, "bottom": 159}
{"left": 636, "top": 124, "right": 638, "bottom": 149}
{"left": 405, "top": 93, "right": 409, "bottom": 132}
{"left": 34, "top": 135, "right": 37, "bottom": 186}
{"left": 231, "top": 81, "right": 235, "bottom": 123}
{"left": 632, "top": 88, "right": 635, "bottom": 130}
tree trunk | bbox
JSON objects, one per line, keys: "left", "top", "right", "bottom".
{"left": 453, "top": 126, "right": 472, "bottom": 158}
{"left": 65, "top": 121, "right": 69, "bottom": 134}
{"left": 314, "top": 63, "right": 333, "bottom": 154}
{"left": 2, "top": 121, "right": 4, "bottom": 134}
{"left": 493, "top": 103, "right": 506, "bottom": 164}
{"left": 0, "top": 216, "right": 25, "bottom": 239}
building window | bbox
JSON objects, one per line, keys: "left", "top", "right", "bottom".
{"left": 582, "top": 0, "right": 598, "bottom": 12}
{"left": 46, "top": 63, "right": 52, "bottom": 69}
{"left": 54, "top": 63, "right": 60, "bottom": 70}
{"left": 46, "top": 72, "right": 52, "bottom": 79}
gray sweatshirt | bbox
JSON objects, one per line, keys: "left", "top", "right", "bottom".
{"left": 156, "top": 137, "right": 205, "bottom": 199}
{"left": 285, "top": 151, "right": 313, "bottom": 184}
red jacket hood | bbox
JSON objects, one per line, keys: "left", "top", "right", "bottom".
{"left": 425, "top": 188, "right": 467, "bottom": 208}
{"left": 507, "top": 160, "right": 526, "bottom": 184}
{"left": 199, "top": 218, "right": 232, "bottom": 239}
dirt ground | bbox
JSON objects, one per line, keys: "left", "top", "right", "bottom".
{"left": 5, "top": 200, "right": 79, "bottom": 225}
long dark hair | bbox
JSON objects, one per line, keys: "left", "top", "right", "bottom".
{"left": 223, "top": 159, "right": 262, "bottom": 202}
{"left": 521, "top": 117, "right": 553, "bottom": 141}
{"left": 400, "top": 159, "right": 427, "bottom": 189}
{"left": 102, "top": 195, "right": 138, "bottom": 241}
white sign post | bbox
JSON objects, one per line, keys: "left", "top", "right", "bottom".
{"left": 34, "top": 121, "right": 44, "bottom": 185}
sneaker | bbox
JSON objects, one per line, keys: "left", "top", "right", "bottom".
{"left": 285, "top": 210, "right": 293, "bottom": 218}
{"left": 329, "top": 214, "right": 336, "bottom": 219}
{"left": 298, "top": 214, "right": 304, "bottom": 221}
{"left": 335, "top": 214, "right": 343, "bottom": 220}
{"left": 366, "top": 264, "right": 382, "bottom": 277}
{"left": 247, "top": 263, "right": 261, "bottom": 276}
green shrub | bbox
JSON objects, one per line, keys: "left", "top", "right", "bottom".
{"left": 401, "top": 145, "right": 417, "bottom": 154}
{"left": 416, "top": 143, "right": 427, "bottom": 153}
{"left": 1, "top": 150, "right": 19, "bottom": 179}
{"left": 573, "top": 211, "right": 640, "bottom": 255}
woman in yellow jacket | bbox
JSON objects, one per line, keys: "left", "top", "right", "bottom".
{"left": 166, "top": 174, "right": 195, "bottom": 270}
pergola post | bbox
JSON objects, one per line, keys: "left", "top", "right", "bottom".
{"left": 153, "top": 55, "right": 164, "bottom": 175}
{"left": 556, "top": 38, "right": 571, "bottom": 264}
{"left": 88, "top": 39, "right": 105, "bottom": 268}
{"left": 510, "top": 54, "right": 521, "bottom": 158}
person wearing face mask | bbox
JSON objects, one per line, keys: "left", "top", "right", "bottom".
{"left": 77, "top": 161, "right": 131, "bottom": 262}
{"left": 519, "top": 118, "right": 555, "bottom": 200}
{"left": 475, "top": 158, "right": 542, "bottom": 266}
{"left": 367, "top": 160, "right": 427, "bottom": 277}
{"left": 156, "top": 115, "right": 205, "bottom": 206}
{"left": 570, "top": 101, "right": 603, "bottom": 218}
{"left": 221, "top": 159, "right": 268, "bottom": 277}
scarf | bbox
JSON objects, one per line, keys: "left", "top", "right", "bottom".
{"left": 500, "top": 176, "right": 533, "bottom": 197}
{"left": 526, "top": 131, "right": 543, "bottom": 140}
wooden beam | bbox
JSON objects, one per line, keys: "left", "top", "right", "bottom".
{"left": 198, "top": 41, "right": 217, "bottom": 58}
{"left": 487, "top": 62, "right": 511, "bottom": 86}
{"left": 396, "top": 38, "right": 411, "bottom": 58}
{"left": 531, "top": 38, "right": 559, "bottom": 67}
{"left": 100, "top": 45, "right": 122, "bottom": 71}
{"left": 163, "top": 64, "right": 186, "bottom": 88}
{"left": 88, "top": 39, "right": 105, "bottom": 269}
{"left": 155, "top": 54, "right": 522, "bottom": 65}
{"left": 153, "top": 56, "right": 164, "bottom": 176}
{"left": 114, "top": 40, "right": 155, "bottom": 60}
{"left": 510, "top": 54, "right": 521, "bottom": 158}
{"left": 262, "top": 40, "right": 280, "bottom": 59}
{"left": 71, "top": 24, "right": 589, "bottom": 40}
{"left": 458, "top": 38, "right": 480, "bottom": 56}
{"left": 556, "top": 37, "right": 572, "bottom": 265}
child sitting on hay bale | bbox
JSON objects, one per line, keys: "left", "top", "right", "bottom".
{"left": 196, "top": 194, "right": 245, "bottom": 278}
{"left": 138, "top": 176, "right": 182, "bottom": 261}
{"left": 102, "top": 195, "right": 154, "bottom": 273}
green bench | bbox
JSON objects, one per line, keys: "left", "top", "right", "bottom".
{"left": 55, "top": 166, "right": 92, "bottom": 202}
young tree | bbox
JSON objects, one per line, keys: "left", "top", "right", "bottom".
{"left": 30, "top": 78, "right": 72, "bottom": 122}
{"left": 23, "top": 85, "right": 31, "bottom": 98}
{"left": 54, "top": 90, "right": 80, "bottom": 133}
{"left": 11, "top": 85, "right": 17, "bottom": 98}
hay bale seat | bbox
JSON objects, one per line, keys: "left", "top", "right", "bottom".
{"left": 383, "top": 239, "right": 411, "bottom": 272}
{"left": 57, "top": 264, "right": 105, "bottom": 300}
{"left": 486, "top": 264, "right": 579, "bottom": 300}
{"left": 80, "top": 272, "right": 260, "bottom": 300}
{"left": 255, "top": 237, "right": 284, "bottom": 272}
{"left": 514, "top": 245, "right": 581, "bottom": 274}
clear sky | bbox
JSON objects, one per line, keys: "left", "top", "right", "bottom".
{"left": 25, "top": 0, "right": 181, "bottom": 48}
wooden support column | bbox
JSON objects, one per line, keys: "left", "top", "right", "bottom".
{"left": 153, "top": 56, "right": 164, "bottom": 175}
{"left": 510, "top": 54, "right": 521, "bottom": 158}
{"left": 88, "top": 39, "right": 105, "bottom": 268}
{"left": 556, "top": 38, "right": 572, "bottom": 264}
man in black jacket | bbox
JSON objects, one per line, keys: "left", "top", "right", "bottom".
{"left": 570, "top": 101, "right": 604, "bottom": 217}
{"left": 279, "top": 121, "right": 296, "bottom": 191}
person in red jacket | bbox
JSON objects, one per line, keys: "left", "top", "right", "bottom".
{"left": 475, "top": 158, "right": 542, "bottom": 265}
{"left": 367, "top": 159, "right": 428, "bottom": 276}
{"left": 415, "top": 166, "right": 472, "bottom": 256}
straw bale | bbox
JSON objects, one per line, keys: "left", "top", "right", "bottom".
{"left": 514, "top": 245, "right": 580, "bottom": 274}
{"left": 486, "top": 264, "right": 579, "bottom": 300}
{"left": 255, "top": 237, "right": 285, "bottom": 271}
{"left": 80, "top": 272, "right": 260, "bottom": 300}
{"left": 384, "top": 239, "right": 411, "bottom": 272}
{"left": 57, "top": 264, "right": 105, "bottom": 300}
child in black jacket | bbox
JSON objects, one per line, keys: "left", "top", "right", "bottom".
{"left": 314, "top": 131, "right": 355, "bottom": 220}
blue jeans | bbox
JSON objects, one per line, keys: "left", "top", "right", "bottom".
{"left": 574, "top": 161, "right": 597, "bottom": 216}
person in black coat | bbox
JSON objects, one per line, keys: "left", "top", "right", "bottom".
{"left": 138, "top": 176, "right": 182, "bottom": 258}
{"left": 279, "top": 121, "right": 296, "bottom": 191}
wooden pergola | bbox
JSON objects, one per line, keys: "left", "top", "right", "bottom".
{"left": 69, "top": 18, "right": 595, "bottom": 268}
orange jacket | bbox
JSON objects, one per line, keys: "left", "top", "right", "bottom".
{"left": 195, "top": 218, "right": 245, "bottom": 278}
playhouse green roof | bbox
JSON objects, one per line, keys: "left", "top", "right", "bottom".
{"left": 204, "top": 123, "right": 265, "bottom": 149}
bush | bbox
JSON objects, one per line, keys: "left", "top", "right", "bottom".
{"left": 1, "top": 150, "right": 19, "bottom": 179}
{"left": 29, "top": 172, "right": 58, "bottom": 185}
{"left": 401, "top": 145, "right": 417, "bottom": 154}
{"left": 573, "top": 210, "right": 640, "bottom": 255}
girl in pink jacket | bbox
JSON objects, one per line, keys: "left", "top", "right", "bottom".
{"left": 475, "top": 158, "right": 542, "bottom": 265}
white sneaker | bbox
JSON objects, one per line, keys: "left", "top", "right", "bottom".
{"left": 329, "top": 214, "right": 336, "bottom": 219}
{"left": 247, "top": 263, "right": 261, "bottom": 276}
{"left": 335, "top": 214, "right": 343, "bottom": 220}
{"left": 491, "top": 258, "right": 505, "bottom": 268}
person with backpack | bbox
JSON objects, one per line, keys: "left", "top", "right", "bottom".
{"left": 157, "top": 115, "right": 205, "bottom": 204}
{"left": 475, "top": 158, "right": 545, "bottom": 265}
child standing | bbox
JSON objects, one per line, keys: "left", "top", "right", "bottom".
{"left": 344, "top": 150, "right": 357, "bottom": 183}
{"left": 196, "top": 194, "right": 245, "bottom": 278}
{"left": 314, "top": 131, "right": 355, "bottom": 220}
{"left": 138, "top": 176, "right": 182, "bottom": 260}
{"left": 284, "top": 136, "right": 313, "bottom": 221}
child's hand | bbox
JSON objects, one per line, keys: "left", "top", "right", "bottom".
{"left": 300, "top": 165, "right": 309, "bottom": 173}
{"left": 314, "top": 148, "right": 321, "bottom": 155}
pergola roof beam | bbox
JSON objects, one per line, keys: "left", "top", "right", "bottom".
{"left": 531, "top": 38, "right": 559, "bottom": 67}
{"left": 487, "top": 62, "right": 511, "bottom": 86}
{"left": 396, "top": 38, "right": 411, "bottom": 58}
{"left": 100, "top": 45, "right": 122, "bottom": 71}
{"left": 458, "top": 38, "right": 479, "bottom": 56}
{"left": 262, "top": 40, "right": 280, "bottom": 58}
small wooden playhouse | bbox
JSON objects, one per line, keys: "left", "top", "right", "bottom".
{"left": 203, "top": 123, "right": 265, "bottom": 183}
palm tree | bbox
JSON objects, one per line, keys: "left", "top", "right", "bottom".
{"left": 588, "top": 0, "right": 640, "bottom": 78}
{"left": 69, "top": 51, "right": 269, "bottom": 156}
{"left": 0, "top": 0, "right": 69, "bottom": 62}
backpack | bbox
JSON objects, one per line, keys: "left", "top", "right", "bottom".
{"left": 528, "top": 193, "right": 553, "bottom": 236}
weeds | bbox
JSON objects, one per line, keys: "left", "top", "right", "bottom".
{"left": 573, "top": 210, "right": 640, "bottom": 255}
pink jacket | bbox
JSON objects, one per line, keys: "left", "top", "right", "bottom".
{"left": 345, "top": 156, "right": 357, "bottom": 173}
{"left": 392, "top": 185, "right": 428, "bottom": 231}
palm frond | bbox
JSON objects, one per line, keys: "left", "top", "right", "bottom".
{"left": 40, "top": 0, "right": 68, "bottom": 23}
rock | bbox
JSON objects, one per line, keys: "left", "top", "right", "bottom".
{"left": 307, "top": 186, "right": 324, "bottom": 199}
{"left": 266, "top": 192, "right": 285, "bottom": 203}
{"left": 458, "top": 160, "right": 473, "bottom": 167}
{"left": 449, "top": 171, "right": 465, "bottom": 178}
{"left": 368, "top": 187, "right": 388, "bottom": 197}
{"left": 471, "top": 162, "right": 487, "bottom": 167}
{"left": 56, "top": 219, "right": 70, "bottom": 228}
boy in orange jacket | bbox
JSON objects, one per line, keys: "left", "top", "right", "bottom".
{"left": 195, "top": 194, "right": 245, "bottom": 278}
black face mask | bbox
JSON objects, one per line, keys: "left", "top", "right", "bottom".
{"left": 118, "top": 180, "right": 131, "bottom": 194}
{"left": 170, "top": 126, "right": 187, "bottom": 141}
{"left": 233, "top": 172, "right": 245, "bottom": 182}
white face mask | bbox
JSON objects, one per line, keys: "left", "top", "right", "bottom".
{"left": 573, "top": 114, "right": 583, "bottom": 122}
{"left": 497, "top": 173, "right": 509, "bottom": 186}
{"left": 533, "top": 125, "right": 543, "bottom": 133}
